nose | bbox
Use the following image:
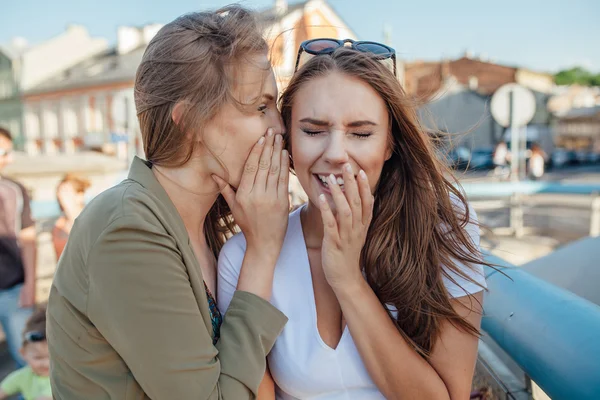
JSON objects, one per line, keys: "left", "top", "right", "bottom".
{"left": 323, "top": 131, "right": 349, "bottom": 165}
{"left": 271, "top": 111, "right": 286, "bottom": 136}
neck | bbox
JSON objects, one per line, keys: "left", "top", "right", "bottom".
{"left": 301, "top": 201, "right": 325, "bottom": 249}
{"left": 64, "top": 204, "right": 84, "bottom": 222}
{"left": 153, "top": 161, "right": 220, "bottom": 242}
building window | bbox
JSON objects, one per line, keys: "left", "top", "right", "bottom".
{"left": 63, "top": 105, "right": 78, "bottom": 138}
{"left": 43, "top": 107, "right": 59, "bottom": 138}
{"left": 25, "top": 109, "right": 40, "bottom": 139}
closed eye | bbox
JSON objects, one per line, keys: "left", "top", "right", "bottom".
{"left": 302, "top": 129, "right": 323, "bottom": 136}
{"left": 353, "top": 132, "right": 372, "bottom": 139}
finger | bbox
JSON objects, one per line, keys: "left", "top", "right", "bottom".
{"left": 255, "top": 129, "right": 275, "bottom": 191}
{"left": 212, "top": 175, "right": 237, "bottom": 210}
{"left": 319, "top": 193, "right": 339, "bottom": 242}
{"left": 267, "top": 134, "right": 283, "bottom": 192}
{"left": 327, "top": 174, "right": 352, "bottom": 235}
{"left": 358, "top": 169, "right": 374, "bottom": 226}
{"left": 342, "top": 163, "right": 361, "bottom": 229}
{"left": 238, "top": 135, "right": 265, "bottom": 194}
{"left": 278, "top": 149, "right": 290, "bottom": 201}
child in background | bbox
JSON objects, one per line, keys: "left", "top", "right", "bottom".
{"left": 0, "top": 305, "right": 51, "bottom": 400}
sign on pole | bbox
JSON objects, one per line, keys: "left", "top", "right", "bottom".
{"left": 491, "top": 84, "right": 536, "bottom": 182}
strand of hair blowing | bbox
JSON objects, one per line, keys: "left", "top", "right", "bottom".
{"left": 133, "top": 5, "right": 267, "bottom": 258}
{"left": 281, "top": 48, "right": 490, "bottom": 357}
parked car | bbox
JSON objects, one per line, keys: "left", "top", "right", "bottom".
{"left": 469, "top": 148, "right": 495, "bottom": 170}
{"left": 588, "top": 152, "right": 600, "bottom": 163}
{"left": 551, "top": 148, "right": 578, "bottom": 168}
{"left": 447, "top": 147, "right": 471, "bottom": 170}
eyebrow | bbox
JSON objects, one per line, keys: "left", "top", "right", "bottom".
{"left": 299, "top": 118, "right": 331, "bottom": 127}
{"left": 346, "top": 120, "right": 377, "bottom": 128}
{"left": 244, "top": 93, "right": 276, "bottom": 105}
{"left": 299, "top": 118, "right": 377, "bottom": 128}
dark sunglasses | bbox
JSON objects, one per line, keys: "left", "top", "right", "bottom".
{"left": 24, "top": 331, "right": 46, "bottom": 343}
{"left": 294, "top": 38, "right": 397, "bottom": 77}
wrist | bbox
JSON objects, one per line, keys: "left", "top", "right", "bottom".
{"left": 245, "top": 243, "right": 281, "bottom": 266}
{"left": 238, "top": 249, "right": 279, "bottom": 301}
{"left": 23, "top": 278, "right": 36, "bottom": 288}
{"left": 330, "top": 268, "right": 366, "bottom": 297}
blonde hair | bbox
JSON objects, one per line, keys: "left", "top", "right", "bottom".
{"left": 134, "top": 5, "right": 268, "bottom": 257}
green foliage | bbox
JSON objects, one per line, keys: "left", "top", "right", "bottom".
{"left": 554, "top": 67, "right": 600, "bottom": 86}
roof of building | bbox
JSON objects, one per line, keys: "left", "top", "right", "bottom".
{"left": 25, "top": 0, "right": 350, "bottom": 95}
{"left": 259, "top": 1, "right": 308, "bottom": 25}
{"left": 0, "top": 43, "right": 22, "bottom": 61}
{"left": 560, "top": 105, "right": 600, "bottom": 120}
{"left": 405, "top": 56, "right": 519, "bottom": 98}
{"left": 24, "top": 46, "right": 145, "bottom": 95}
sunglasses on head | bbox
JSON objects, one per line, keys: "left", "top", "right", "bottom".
{"left": 294, "top": 38, "right": 397, "bottom": 77}
{"left": 24, "top": 331, "right": 46, "bottom": 343}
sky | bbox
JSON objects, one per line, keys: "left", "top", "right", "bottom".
{"left": 1, "top": 0, "right": 598, "bottom": 73}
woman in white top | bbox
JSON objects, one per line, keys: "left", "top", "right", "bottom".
{"left": 218, "top": 39, "right": 488, "bottom": 399}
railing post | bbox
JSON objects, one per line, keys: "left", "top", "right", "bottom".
{"left": 510, "top": 193, "right": 524, "bottom": 237}
{"left": 590, "top": 194, "right": 600, "bottom": 237}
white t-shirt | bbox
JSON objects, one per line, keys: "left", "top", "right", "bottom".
{"left": 217, "top": 202, "right": 486, "bottom": 400}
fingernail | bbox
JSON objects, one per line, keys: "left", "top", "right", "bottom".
{"left": 267, "top": 129, "right": 274, "bottom": 137}
{"left": 275, "top": 134, "right": 282, "bottom": 144}
{"left": 329, "top": 174, "right": 337, "bottom": 185}
{"left": 258, "top": 137, "right": 265, "bottom": 145}
{"left": 319, "top": 194, "right": 326, "bottom": 203}
{"left": 359, "top": 170, "right": 367, "bottom": 180}
{"left": 344, "top": 164, "right": 352, "bottom": 173}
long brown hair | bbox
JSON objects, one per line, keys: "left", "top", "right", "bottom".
{"left": 280, "top": 48, "right": 488, "bottom": 356}
{"left": 134, "top": 5, "right": 267, "bottom": 257}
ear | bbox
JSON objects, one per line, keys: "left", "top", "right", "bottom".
{"left": 171, "top": 101, "right": 186, "bottom": 126}
{"left": 172, "top": 101, "right": 196, "bottom": 141}
{"left": 385, "top": 146, "right": 393, "bottom": 161}
{"left": 19, "top": 347, "right": 26, "bottom": 358}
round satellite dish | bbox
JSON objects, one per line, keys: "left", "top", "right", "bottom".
{"left": 491, "top": 83, "right": 536, "bottom": 128}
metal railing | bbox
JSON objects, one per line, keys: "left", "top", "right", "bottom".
{"left": 482, "top": 252, "right": 600, "bottom": 400}
{"left": 462, "top": 182, "right": 600, "bottom": 237}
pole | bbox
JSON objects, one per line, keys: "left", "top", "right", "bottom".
{"left": 510, "top": 89, "right": 519, "bottom": 182}
{"left": 509, "top": 90, "right": 523, "bottom": 235}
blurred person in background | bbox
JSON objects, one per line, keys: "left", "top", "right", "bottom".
{"left": 51, "top": 174, "right": 91, "bottom": 260}
{"left": 493, "top": 140, "right": 509, "bottom": 178}
{"left": 0, "top": 126, "right": 37, "bottom": 369}
{"left": 528, "top": 143, "right": 547, "bottom": 180}
{"left": 0, "top": 304, "right": 52, "bottom": 400}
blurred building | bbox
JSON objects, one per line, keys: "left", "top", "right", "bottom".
{"left": 263, "top": 0, "right": 356, "bottom": 88}
{"left": 13, "top": 0, "right": 355, "bottom": 157}
{"left": 0, "top": 26, "right": 108, "bottom": 150}
{"left": 554, "top": 106, "right": 600, "bottom": 153}
{"left": 548, "top": 85, "right": 600, "bottom": 116}
{"left": 20, "top": 25, "right": 160, "bottom": 156}
{"left": 408, "top": 53, "right": 554, "bottom": 152}
{"left": 405, "top": 53, "right": 554, "bottom": 99}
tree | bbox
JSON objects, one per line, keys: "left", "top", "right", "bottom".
{"left": 554, "top": 67, "right": 600, "bottom": 86}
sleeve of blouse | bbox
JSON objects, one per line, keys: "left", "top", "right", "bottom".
{"left": 442, "top": 199, "right": 487, "bottom": 298}
{"left": 217, "top": 233, "right": 247, "bottom": 316}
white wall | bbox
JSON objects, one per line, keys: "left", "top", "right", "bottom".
{"left": 20, "top": 25, "right": 108, "bottom": 90}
